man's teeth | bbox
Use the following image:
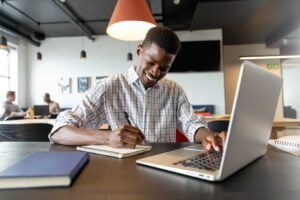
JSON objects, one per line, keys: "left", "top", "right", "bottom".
{"left": 146, "top": 73, "right": 155, "bottom": 81}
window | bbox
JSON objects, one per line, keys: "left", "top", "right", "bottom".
{"left": 0, "top": 48, "right": 10, "bottom": 101}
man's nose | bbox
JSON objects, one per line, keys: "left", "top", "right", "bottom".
{"left": 150, "top": 66, "right": 160, "bottom": 77}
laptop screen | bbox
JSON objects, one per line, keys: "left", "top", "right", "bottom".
{"left": 33, "top": 105, "right": 50, "bottom": 116}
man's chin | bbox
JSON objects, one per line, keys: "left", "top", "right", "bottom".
{"left": 142, "top": 81, "right": 156, "bottom": 89}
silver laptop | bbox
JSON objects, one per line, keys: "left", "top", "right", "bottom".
{"left": 136, "top": 61, "right": 283, "bottom": 181}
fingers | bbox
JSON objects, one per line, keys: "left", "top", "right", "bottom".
{"left": 206, "top": 135, "right": 221, "bottom": 152}
{"left": 202, "top": 138, "right": 212, "bottom": 152}
{"left": 123, "top": 124, "right": 145, "bottom": 144}
{"left": 108, "top": 125, "right": 144, "bottom": 148}
{"left": 218, "top": 131, "right": 226, "bottom": 147}
{"left": 122, "top": 124, "right": 140, "bottom": 133}
{"left": 203, "top": 131, "right": 227, "bottom": 152}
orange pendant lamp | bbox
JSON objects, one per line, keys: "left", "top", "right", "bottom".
{"left": 106, "top": 0, "right": 157, "bottom": 41}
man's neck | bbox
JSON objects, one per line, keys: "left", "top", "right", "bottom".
{"left": 6, "top": 100, "right": 13, "bottom": 104}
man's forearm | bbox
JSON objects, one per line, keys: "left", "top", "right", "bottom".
{"left": 17, "top": 111, "right": 26, "bottom": 117}
{"left": 51, "top": 125, "right": 110, "bottom": 146}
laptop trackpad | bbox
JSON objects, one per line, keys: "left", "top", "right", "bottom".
{"left": 184, "top": 144, "right": 206, "bottom": 151}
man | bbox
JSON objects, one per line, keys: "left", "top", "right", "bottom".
{"left": 0, "top": 91, "right": 26, "bottom": 120}
{"left": 43, "top": 93, "right": 60, "bottom": 115}
{"left": 50, "top": 26, "right": 226, "bottom": 151}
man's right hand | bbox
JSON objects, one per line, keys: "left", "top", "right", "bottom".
{"left": 107, "top": 125, "right": 144, "bottom": 148}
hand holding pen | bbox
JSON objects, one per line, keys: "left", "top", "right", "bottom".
{"left": 106, "top": 112, "right": 145, "bottom": 148}
{"left": 124, "top": 112, "right": 145, "bottom": 144}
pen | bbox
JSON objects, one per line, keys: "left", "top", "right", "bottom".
{"left": 124, "top": 111, "right": 145, "bottom": 144}
{"left": 124, "top": 111, "right": 132, "bottom": 126}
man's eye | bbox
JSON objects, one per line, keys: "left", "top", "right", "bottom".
{"left": 147, "top": 61, "right": 155, "bottom": 65}
{"left": 160, "top": 68, "right": 168, "bottom": 72}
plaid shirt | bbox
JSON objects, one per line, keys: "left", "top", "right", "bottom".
{"left": 50, "top": 66, "right": 206, "bottom": 143}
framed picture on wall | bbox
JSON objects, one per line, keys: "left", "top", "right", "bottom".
{"left": 58, "top": 77, "right": 71, "bottom": 94}
{"left": 78, "top": 77, "right": 91, "bottom": 93}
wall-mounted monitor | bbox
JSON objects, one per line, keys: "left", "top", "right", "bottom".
{"left": 169, "top": 40, "right": 221, "bottom": 72}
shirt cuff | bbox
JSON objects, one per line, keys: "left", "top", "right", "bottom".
{"left": 187, "top": 123, "right": 207, "bottom": 142}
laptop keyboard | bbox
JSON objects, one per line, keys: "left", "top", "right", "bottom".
{"left": 174, "top": 151, "right": 222, "bottom": 171}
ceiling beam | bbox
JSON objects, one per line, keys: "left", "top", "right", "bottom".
{"left": 52, "top": 0, "right": 95, "bottom": 41}
{"left": 266, "top": 15, "right": 300, "bottom": 48}
{"left": 0, "top": 23, "right": 40, "bottom": 47}
{"left": 0, "top": 13, "right": 40, "bottom": 47}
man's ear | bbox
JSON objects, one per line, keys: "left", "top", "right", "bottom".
{"left": 137, "top": 44, "right": 142, "bottom": 56}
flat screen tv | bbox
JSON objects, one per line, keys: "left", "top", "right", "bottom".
{"left": 169, "top": 40, "right": 221, "bottom": 72}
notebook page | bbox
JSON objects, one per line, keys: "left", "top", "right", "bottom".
{"left": 76, "top": 145, "right": 152, "bottom": 158}
{"left": 269, "top": 135, "right": 300, "bottom": 156}
{"left": 83, "top": 145, "right": 149, "bottom": 154}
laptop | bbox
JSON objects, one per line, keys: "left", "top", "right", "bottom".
{"left": 136, "top": 61, "right": 283, "bottom": 181}
{"left": 33, "top": 105, "right": 50, "bottom": 116}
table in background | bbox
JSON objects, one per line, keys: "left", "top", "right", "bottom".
{"left": 0, "top": 142, "right": 299, "bottom": 200}
{"left": 0, "top": 119, "right": 55, "bottom": 126}
{"left": 271, "top": 118, "right": 300, "bottom": 138}
{"left": 206, "top": 116, "right": 300, "bottom": 139}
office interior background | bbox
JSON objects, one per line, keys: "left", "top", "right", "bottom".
{"left": 0, "top": 0, "right": 300, "bottom": 120}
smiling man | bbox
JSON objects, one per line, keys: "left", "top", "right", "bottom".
{"left": 50, "top": 26, "right": 225, "bottom": 151}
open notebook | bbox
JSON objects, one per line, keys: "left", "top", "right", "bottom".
{"left": 269, "top": 135, "right": 300, "bottom": 156}
{"left": 76, "top": 145, "right": 152, "bottom": 158}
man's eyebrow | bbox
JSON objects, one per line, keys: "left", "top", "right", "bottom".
{"left": 146, "top": 54, "right": 158, "bottom": 63}
{"left": 147, "top": 56, "right": 170, "bottom": 69}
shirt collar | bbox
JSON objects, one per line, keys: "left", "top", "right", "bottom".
{"left": 127, "top": 65, "right": 139, "bottom": 85}
{"left": 127, "top": 65, "right": 162, "bottom": 89}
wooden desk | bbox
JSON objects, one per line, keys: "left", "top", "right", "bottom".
{"left": 0, "top": 142, "right": 299, "bottom": 200}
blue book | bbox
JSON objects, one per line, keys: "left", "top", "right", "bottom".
{"left": 0, "top": 151, "right": 89, "bottom": 189}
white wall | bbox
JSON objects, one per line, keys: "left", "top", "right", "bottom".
{"left": 167, "top": 72, "right": 225, "bottom": 114}
{"left": 167, "top": 30, "right": 225, "bottom": 114}
{"left": 281, "top": 62, "right": 300, "bottom": 118}
{"left": 27, "top": 36, "right": 138, "bottom": 107}
{"left": 26, "top": 29, "right": 225, "bottom": 114}
{"left": 223, "top": 44, "right": 283, "bottom": 119}
{"left": 16, "top": 41, "right": 28, "bottom": 107}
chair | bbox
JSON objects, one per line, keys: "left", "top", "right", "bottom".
{"left": 176, "top": 129, "right": 189, "bottom": 142}
{"left": 0, "top": 123, "right": 53, "bottom": 141}
{"left": 207, "top": 120, "right": 229, "bottom": 133}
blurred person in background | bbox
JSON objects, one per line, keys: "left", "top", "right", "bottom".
{"left": 0, "top": 91, "right": 26, "bottom": 120}
{"left": 44, "top": 93, "right": 61, "bottom": 115}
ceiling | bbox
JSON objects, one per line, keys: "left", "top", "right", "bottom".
{"left": 1, "top": 0, "right": 300, "bottom": 52}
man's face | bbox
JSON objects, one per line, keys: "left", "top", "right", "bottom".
{"left": 136, "top": 43, "right": 176, "bottom": 89}
{"left": 44, "top": 96, "right": 49, "bottom": 103}
{"left": 7, "top": 95, "right": 15, "bottom": 102}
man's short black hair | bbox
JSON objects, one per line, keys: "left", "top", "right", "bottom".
{"left": 44, "top": 93, "right": 50, "bottom": 98}
{"left": 142, "top": 26, "right": 181, "bottom": 55}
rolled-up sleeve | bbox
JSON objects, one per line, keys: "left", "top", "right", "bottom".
{"left": 48, "top": 82, "right": 107, "bottom": 143}
{"left": 176, "top": 87, "right": 207, "bottom": 142}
